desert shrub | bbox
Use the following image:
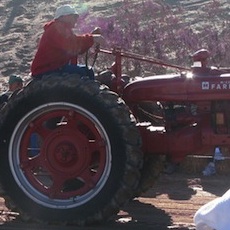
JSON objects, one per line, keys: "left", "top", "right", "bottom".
{"left": 76, "top": 0, "right": 230, "bottom": 76}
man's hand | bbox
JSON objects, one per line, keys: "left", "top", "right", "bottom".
{"left": 91, "top": 27, "right": 101, "bottom": 35}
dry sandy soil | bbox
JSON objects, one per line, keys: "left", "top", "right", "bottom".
{"left": 0, "top": 1, "right": 230, "bottom": 229}
{"left": 0, "top": 172, "right": 230, "bottom": 230}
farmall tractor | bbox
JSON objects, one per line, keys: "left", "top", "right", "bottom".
{"left": 0, "top": 47, "right": 229, "bottom": 225}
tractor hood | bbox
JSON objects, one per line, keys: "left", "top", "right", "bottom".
{"left": 122, "top": 72, "right": 230, "bottom": 103}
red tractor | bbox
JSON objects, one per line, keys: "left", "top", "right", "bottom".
{"left": 0, "top": 47, "right": 229, "bottom": 225}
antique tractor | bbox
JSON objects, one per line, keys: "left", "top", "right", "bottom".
{"left": 0, "top": 47, "right": 229, "bottom": 225}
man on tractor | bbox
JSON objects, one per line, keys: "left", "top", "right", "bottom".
{"left": 31, "top": 4, "right": 105, "bottom": 79}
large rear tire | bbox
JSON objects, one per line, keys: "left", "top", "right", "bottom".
{"left": 0, "top": 74, "right": 142, "bottom": 225}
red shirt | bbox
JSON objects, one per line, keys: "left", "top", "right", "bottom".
{"left": 31, "top": 20, "right": 94, "bottom": 76}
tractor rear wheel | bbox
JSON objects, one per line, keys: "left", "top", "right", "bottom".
{"left": 0, "top": 74, "right": 142, "bottom": 225}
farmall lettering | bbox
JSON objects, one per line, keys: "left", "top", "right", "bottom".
{"left": 202, "top": 81, "right": 230, "bottom": 90}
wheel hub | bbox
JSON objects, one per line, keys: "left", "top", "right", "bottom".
{"left": 44, "top": 128, "right": 90, "bottom": 175}
{"left": 54, "top": 142, "right": 78, "bottom": 166}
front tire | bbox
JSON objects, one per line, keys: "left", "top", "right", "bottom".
{"left": 0, "top": 74, "right": 142, "bottom": 225}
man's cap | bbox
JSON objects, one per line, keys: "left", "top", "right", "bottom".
{"left": 54, "top": 5, "right": 79, "bottom": 19}
{"left": 8, "top": 75, "right": 23, "bottom": 85}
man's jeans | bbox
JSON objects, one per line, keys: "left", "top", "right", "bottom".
{"left": 61, "top": 64, "right": 94, "bottom": 80}
{"left": 33, "top": 64, "right": 94, "bottom": 80}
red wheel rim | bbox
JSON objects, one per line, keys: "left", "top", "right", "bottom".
{"left": 16, "top": 106, "right": 109, "bottom": 200}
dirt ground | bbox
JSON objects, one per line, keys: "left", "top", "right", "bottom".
{"left": 0, "top": 171, "right": 229, "bottom": 230}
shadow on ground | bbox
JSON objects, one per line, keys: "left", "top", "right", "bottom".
{"left": 0, "top": 200, "right": 172, "bottom": 230}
